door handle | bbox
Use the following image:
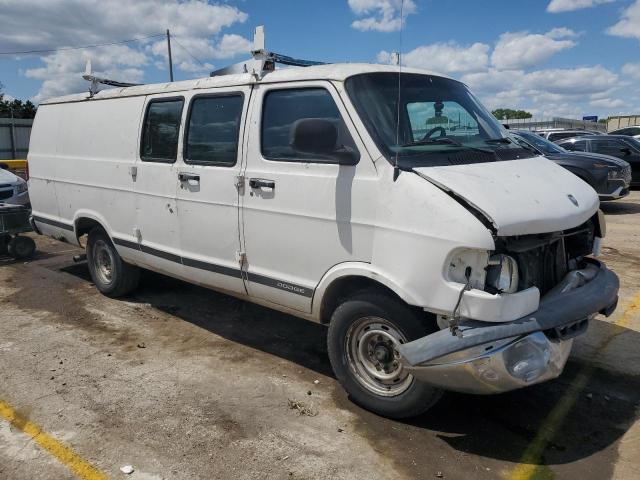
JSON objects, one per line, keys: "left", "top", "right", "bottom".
{"left": 249, "top": 178, "right": 275, "bottom": 189}
{"left": 178, "top": 172, "right": 200, "bottom": 182}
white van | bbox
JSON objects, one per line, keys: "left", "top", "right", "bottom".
{"left": 28, "top": 62, "right": 619, "bottom": 418}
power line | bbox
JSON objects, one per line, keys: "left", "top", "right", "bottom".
{"left": 170, "top": 36, "right": 208, "bottom": 68}
{"left": 0, "top": 33, "right": 165, "bottom": 56}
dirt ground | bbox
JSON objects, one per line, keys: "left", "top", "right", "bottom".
{"left": 1, "top": 192, "right": 639, "bottom": 480}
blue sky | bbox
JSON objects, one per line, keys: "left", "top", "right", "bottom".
{"left": 1, "top": 0, "right": 639, "bottom": 118}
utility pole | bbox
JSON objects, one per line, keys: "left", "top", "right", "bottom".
{"left": 166, "top": 29, "right": 174, "bottom": 82}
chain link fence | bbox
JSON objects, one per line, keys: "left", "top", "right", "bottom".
{"left": 502, "top": 117, "right": 606, "bottom": 133}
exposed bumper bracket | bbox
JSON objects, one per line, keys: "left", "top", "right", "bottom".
{"left": 399, "top": 259, "right": 619, "bottom": 367}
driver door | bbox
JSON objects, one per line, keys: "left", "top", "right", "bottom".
{"left": 240, "top": 81, "right": 373, "bottom": 312}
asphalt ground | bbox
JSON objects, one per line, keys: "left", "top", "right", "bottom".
{"left": 0, "top": 192, "right": 639, "bottom": 480}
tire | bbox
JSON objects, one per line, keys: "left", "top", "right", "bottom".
{"left": 86, "top": 227, "right": 140, "bottom": 297}
{"left": 0, "top": 235, "right": 9, "bottom": 255}
{"left": 327, "top": 292, "right": 443, "bottom": 419}
{"left": 7, "top": 235, "right": 36, "bottom": 259}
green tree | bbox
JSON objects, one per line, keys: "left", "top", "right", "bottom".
{"left": 0, "top": 86, "right": 38, "bottom": 119}
{"left": 491, "top": 108, "right": 533, "bottom": 120}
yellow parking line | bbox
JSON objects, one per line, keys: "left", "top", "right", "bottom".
{"left": 0, "top": 399, "right": 108, "bottom": 480}
{"left": 509, "top": 291, "right": 640, "bottom": 480}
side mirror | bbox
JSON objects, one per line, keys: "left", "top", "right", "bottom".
{"left": 620, "top": 147, "right": 632, "bottom": 156}
{"left": 290, "top": 118, "right": 359, "bottom": 165}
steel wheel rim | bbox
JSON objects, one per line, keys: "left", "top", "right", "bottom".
{"left": 345, "top": 316, "right": 413, "bottom": 397}
{"left": 93, "top": 240, "right": 114, "bottom": 285}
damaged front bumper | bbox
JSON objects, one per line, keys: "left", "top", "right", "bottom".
{"left": 399, "top": 259, "right": 619, "bottom": 394}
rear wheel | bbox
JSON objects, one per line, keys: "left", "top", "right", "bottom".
{"left": 7, "top": 235, "right": 36, "bottom": 259}
{"left": 327, "top": 292, "right": 443, "bottom": 419}
{"left": 86, "top": 227, "right": 139, "bottom": 297}
{"left": 0, "top": 235, "right": 9, "bottom": 255}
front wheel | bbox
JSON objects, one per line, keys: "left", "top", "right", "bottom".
{"left": 86, "top": 227, "right": 140, "bottom": 297}
{"left": 327, "top": 292, "right": 443, "bottom": 419}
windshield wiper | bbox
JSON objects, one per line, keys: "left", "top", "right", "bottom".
{"left": 401, "top": 137, "right": 460, "bottom": 148}
{"left": 401, "top": 137, "right": 494, "bottom": 153}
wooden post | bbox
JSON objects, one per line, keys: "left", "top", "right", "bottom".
{"left": 9, "top": 121, "right": 16, "bottom": 159}
{"left": 167, "top": 29, "right": 174, "bottom": 82}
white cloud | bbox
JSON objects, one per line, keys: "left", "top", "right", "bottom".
{"left": 547, "top": 0, "right": 615, "bottom": 13}
{"left": 607, "top": 0, "right": 640, "bottom": 40}
{"left": 0, "top": 0, "right": 251, "bottom": 101}
{"left": 461, "top": 65, "right": 620, "bottom": 117}
{"left": 348, "top": 0, "right": 416, "bottom": 32}
{"left": 491, "top": 29, "right": 577, "bottom": 70}
{"left": 378, "top": 42, "right": 490, "bottom": 74}
{"left": 590, "top": 98, "right": 625, "bottom": 108}
{"left": 622, "top": 62, "right": 640, "bottom": 79}
{"left": 524, "top": 66, "right": 618, "bottom": 94}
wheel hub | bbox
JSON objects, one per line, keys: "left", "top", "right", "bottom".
{"left": 93, "top": 240, "right": 114, "bottom": 285}
{"left": 346, "top": 317, "right": 413, "bottom": 397}
{"left": 373, "top": 343, "right": 392, "bottom": 363}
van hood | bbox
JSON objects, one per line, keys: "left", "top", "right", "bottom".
{"left": 413, "top": 156, "right": 599, "bottom": 236}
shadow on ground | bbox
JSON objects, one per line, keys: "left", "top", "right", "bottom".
{"left": 60, "top": 262, "right": 640, "bottom": 479}
{"left": 600, "top": 200, "right": 640, "bottom": 215}
{"left": 0, "top": 249, "right": 60, "bottom": 266}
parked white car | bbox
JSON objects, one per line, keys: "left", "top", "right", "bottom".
{"left": 0, "top": 167, "right": 29, "bottom": 205}
{"left": 27, "top": 62, "right": 619, "bottom": 418}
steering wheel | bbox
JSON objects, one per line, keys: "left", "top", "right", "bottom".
{"left": 422, "top": 126, "right": 446, "bottom": 140}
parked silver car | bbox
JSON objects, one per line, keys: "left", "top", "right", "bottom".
{"left": 0, "top": 168, "right": 29, "bottom": 206}
{"left": 534, "top": 128, "right": 604, "bottom": 143}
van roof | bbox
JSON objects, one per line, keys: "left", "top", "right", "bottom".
{"left": 40, "top": 63, "right": 447, "bottom": 105}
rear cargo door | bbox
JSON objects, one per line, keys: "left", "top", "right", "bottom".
{"left": 174, "top": 86, "right": 251, "bottom": 294}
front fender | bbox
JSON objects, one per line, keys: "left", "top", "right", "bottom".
{"left": 311, "top": 261, "right": 422, "bottom": 321}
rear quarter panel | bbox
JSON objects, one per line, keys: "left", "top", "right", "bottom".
{"left": 28, "top": 96, "right": 145, "bottom": 244}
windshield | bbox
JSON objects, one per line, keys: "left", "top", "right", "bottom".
{"left": 345, "top": 72, "right": 534, "bottom": 168}
{"left": 512, "top": 131, "right": 566, "bottom": 155}
{"left": 621, "top": 136, "right": 640, "bottom": 152}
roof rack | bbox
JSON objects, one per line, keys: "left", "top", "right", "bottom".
{"left": 80, "top": 25, "right": 324, "bottom": 96}
{"left": 82, "top": 59, "right": 142, "bottom": 97}
{"left": 210, "top": 26, "right": 326, "bottom": 79}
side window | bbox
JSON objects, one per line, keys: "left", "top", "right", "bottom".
{"left": 184, "top": 94, "right": 244, "bottom": 166}
{"left": 261, "top": 88, "right": 359, "bottom": 164}
{"left": 562, "top": 140, "right": 587, "bottom": 152}
{"left": 141, "top": 98, "right": 184, "bottom": 162}
{"left": 591, "top": 139, "right": 625, "bottom": 157}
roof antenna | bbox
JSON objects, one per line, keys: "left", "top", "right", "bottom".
{"left": 393, "top": 0, "right": 404, "bottom": 182}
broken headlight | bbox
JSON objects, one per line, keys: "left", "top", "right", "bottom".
{"left": 15, "top": 179, "right": 28, "bottom": 194}
{"left": 447, "top": 248, "right": 489, "bottom": 290}
{"left": 486, "top": 254, "right": 519, "bottom": 293}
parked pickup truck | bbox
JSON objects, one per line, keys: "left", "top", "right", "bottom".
{"left": 27, "top": 62, "right": 619, "bottom": 418}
